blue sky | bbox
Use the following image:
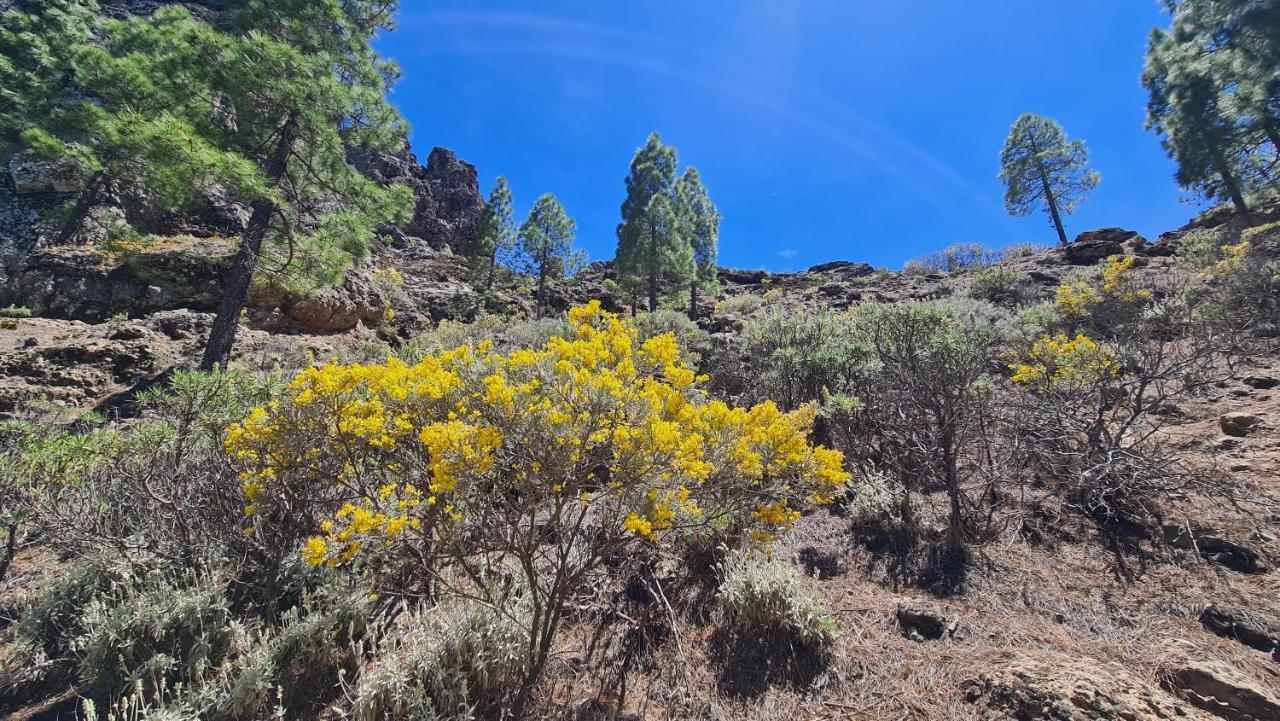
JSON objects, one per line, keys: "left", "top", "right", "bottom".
{"left": 377, "top": 1, "right": 1196, "bottom": 271}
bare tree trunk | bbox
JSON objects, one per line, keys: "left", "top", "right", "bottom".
{"left": 535, "top": 266, "right": 548, "bottom": 318}
{"left": 56, "top": 171, "right": 104, "bottom": 245}
{"left": 484, "top": 248, "right": 497, "bottom": 292}
{"left": 1037, "top": 163, "right": 1069, "bottom": 246}
{"left": 1211, "top": 151, "right": 1249, "bottom": 212}
{"left": 647, "top": 220, "right": 659, "bottom": 313}
{"left": 688, "top": 280, "right": 698, "bottom": 320}
{"left": 200, "top": 111, "right": 299, "bottom": 371}
{"left": 0, "top": 523, "right": 16, "bottom": 582}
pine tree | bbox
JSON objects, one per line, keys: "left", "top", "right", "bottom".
{"left": 516, "top": 193, "right": 581, "bottom": 318}
{"left": 473, "top": 176, "right": 517, "bottom": 292}
{"left": 615, "top": 132, "right": 695, "bottom": 312}
{"left": 675, "top": 167, "right": 720, "bottom": 319}
{"left": 2, "top": 1, "right": 412, "bottom": 367}
{"left": 1144, "top": 27, "right": 1252, "bottom": 210}
{"left": 196, "top": 0, "right": 412, "bottom": 369}
{"left": 1, "top": 3, "right": 271, "bottom": 244}
{"left": 0, "top": 0, "right": 97, "bottom": 141}
{"left": 999, "top": 114, "right": 1100, "bottom": 246}
{"left": 1144, "top": 1, "right": 1280, "bottom": 202}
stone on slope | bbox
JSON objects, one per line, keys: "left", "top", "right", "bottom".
{"left": 1162, "top": 654, "right": 1280, "bottom": 721}
{"left": 965, "top": 651, "right": 1191, "bottom": 720}
{"left": 1220, "top": 413, "right": 1263, "bottom": 438}
{"left": 1199, "top": 605, "right": 1280, "bottom": 656}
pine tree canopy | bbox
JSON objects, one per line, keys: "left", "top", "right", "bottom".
{"left": 999, "top": 113, "right": 1099, "bottom": 245}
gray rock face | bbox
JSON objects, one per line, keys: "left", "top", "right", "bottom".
{"left": 966, "top": 651, "right": 1191, "bottom": 720}
{"left": 718, "top": 268, "right": 773, "bottom": 285}
{"left": 0, "top": 239, "right": 232, "bottom": 322}
{"left": 1075, "top": 227, "right": 1143, "bottom": 246}
{"left": 347, "top": 144, "right": 485, "bottom": 252}
{"left": 1064, "top": 238, "right": 1124, "bottom": 266}
{"left": 8, "top": 150, "right": 84, "bottom": 195}
{"left": 808, "top": 260, "right": 874, "bottom": 276}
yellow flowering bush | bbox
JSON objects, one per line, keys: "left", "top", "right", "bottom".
{"left": 226, "top": 301, "right": 849, "bottom": 698}
{"left": 1010, "top": 332, "right": 1119, "bottom": 392}
{"left": 1055, "top": 255, "right": 1152, "bottom": 322}
{"left": 1208, "top": 240, "right": 1250, "bottom": 279}
{"left": 227, "top": 300, "right": 848, "bottom": 569}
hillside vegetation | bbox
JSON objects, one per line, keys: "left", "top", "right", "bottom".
{"left": 0, "top": 1, "right": 1279, "bottom": 720}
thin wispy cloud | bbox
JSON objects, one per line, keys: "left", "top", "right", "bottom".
{"left": 393, "top": 9, "right": 1002, "bottom": 222}
{"left": 777, "top": 249, "right": 797, "bottom": 259}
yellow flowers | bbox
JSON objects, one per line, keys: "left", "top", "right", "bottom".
{"left": 1011, "top": 332, "right": 1119, "bottom": 391}
{"left": 225, "top": 301, "right": 851, "bottom": 568}
{"left": 1056, "top": 255, "right": 1152, "bottom": 319}
{"left": 1209, "top": 241, "right": 1250, "bottom": 279}
{"left": 417, "top": 420, "right": 501, "bottom": 492}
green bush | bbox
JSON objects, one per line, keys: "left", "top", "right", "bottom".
{"left": 635, "top": 309, "right": 712, "bottom": 363}
{"left": 716, "top": 293, "right": 763, "bottom": 316}
{"left": 1176, "top": 229, "right": 1223, "bottom": 270}
{"left": 716, "top": 552, "right": 835, "bottom": 650}
{"left": 1, "top": 565, "right": 122, "bottom": 696}
{"left": 964, "top": 266, "right": 1023, "bottom": 305}
{"left": 15, "top": 371, "right": 275, "bottom": 570}
{"left": 738, "top": 307, "right": 870, "bottom": 411}
{"left": 906, "top": 243, "right": 1002, "bottom": 274}
{"left": 843, "top": 472, "right": 906, "bottom": 532}
{"left": 78, "top": 573, "right": 236, "bottom": 698}
{"left": 1000, "top": 242, "right": 1049, "bottom": 260}
{"left": 351, "top": 599, "right": 527, "bottom": 721}
{"left": 0, "top": 305, "right": 32, "bottom": 318}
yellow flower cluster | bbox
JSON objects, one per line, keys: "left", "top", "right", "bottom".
{"left": 1209, "top": 241, "right": 1250, "bottom": 279}
{"left": 1010, "top": 332, "right": 1120, "bottom": 391}
{"left": 225, "top": 301, "right": 851, "bottom": 568}
{"left": 1056, "top": 256, "right": 1152, "bottom": 318}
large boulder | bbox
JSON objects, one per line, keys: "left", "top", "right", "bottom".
{"left": 1065, "top": 233, "right": 1126, "bottom": 265}
{"left": 1220, "top": 413, "right": 1264, "bottom": 438}
{"left": 808, "top": 260, "right": 874, "bottom": 276}
{"left": 278, "top": 269, "right": 388, "bottom": 333}
{"left": 8, "top": 150, "right": 84, "bottom": 195}
{"left": 718, "top": 267, "right": 773, "bottom": 285}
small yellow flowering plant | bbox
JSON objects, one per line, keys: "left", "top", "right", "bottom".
{"left": 1010, "top": 332, "right": 1120, "bottom": 393}
{"left": 226, "top": 300, "right": 849, "bottom": 577}
{"left": 1055, "top": 255, "right": 1153, "bottom": 326}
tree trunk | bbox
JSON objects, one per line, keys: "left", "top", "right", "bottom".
{"left": 0, "top": 523, "right": 16, "bottom": 582}
{"left": 942, "top": 425, "right": 964, "bottom": 556}
{"left": 687, "top": 280, "right": 698, "bottom": 320}
{"left": 1211, "top": 150, "right": 1249, "bottom": 212}
{"left": 56, "top": 171, "right": 104, "bottom": 245}
{"left": 647, "top": 217, "right": 659, "bottom": 313}
{"left": 200, "top": 112, "right": 299, "bottom": 371}
{"left": 1263, "top": 122, "right": 1280, "bottom": 159}
{"left": 535, "top": 266, "right": 548, "bottom": 318}
{"left": 1036, "top": 163, "right": 1069, "bottom": 246}
{"left": 484, "top": 248, "right": 497, "bottom": 292}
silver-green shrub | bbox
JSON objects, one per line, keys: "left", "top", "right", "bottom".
{"left": 716, "top": 552, "right": 835, "bottom": 650}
